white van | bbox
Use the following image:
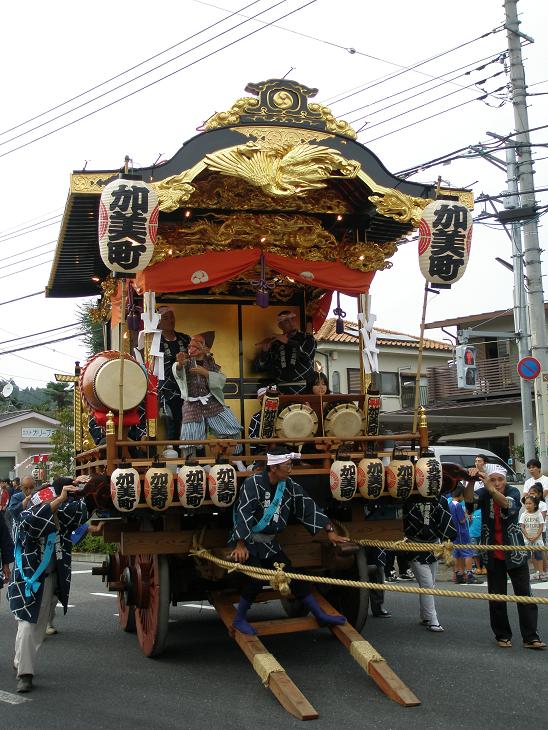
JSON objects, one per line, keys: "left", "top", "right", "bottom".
{"left": 429, "top": 446, "right": 520, "bottom": 484}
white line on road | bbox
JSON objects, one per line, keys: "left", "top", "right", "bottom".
{"left": 182, "top": 603, "right": 215, "bottom": 610}
{"left": 90, "top": 592, "right": 117, "bottom": 598}
{"left": 56, "top": 603, "right": 75, "bottom": 608}
{"left": 72, "top": 570, "right": 92, "bottom": 574}
{"left": 0, "top": 690, "right": 31, "bottom": 705}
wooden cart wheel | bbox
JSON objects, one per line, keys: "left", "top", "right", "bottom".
{"left": 118, "top": 563, "right": 136, "bottom": 633}
{"left": 135, "top": 554, "right": 170, "bottom": 657}
{"left": 320, "top": 547, "right": 369, "bottom": 631}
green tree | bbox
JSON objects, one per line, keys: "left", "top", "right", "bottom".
{"left": 44, "top": 381, "right": 72, "bottom": 411}
{"left": 48, "top": 407, "right": 74, "bottom": 476}
{"left": 77, "top": 301, "right": 105, "bottom": 357}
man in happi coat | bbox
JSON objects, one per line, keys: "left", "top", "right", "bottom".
{"left": 253, "top": 310, "right": 316, "bottom": 394}
{"left": 229, "top": 448, "right": 349, "bottom": 634}
{"left": 157, "top": 306, "right": 190, "bottom": 441}
{"left": 8, "top": 477, "right": 87, "bottom": 693}
{"left": 173, "top": 331, "right": 242, "bottom": 455}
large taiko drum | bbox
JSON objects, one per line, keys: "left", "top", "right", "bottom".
{"left": 275, "top": 404, "right": 318, "bottom": 440}
{"left": 324, "top": 403, "right": 365, "bottom": 439}
{"left": 80, "top": 350, "right": 147, "bottom": 412}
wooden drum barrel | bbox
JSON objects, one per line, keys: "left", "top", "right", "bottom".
{"left": 80, "top": 350, "right": 147, "bottom": 412}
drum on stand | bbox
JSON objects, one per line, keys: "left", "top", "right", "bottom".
{"left": 324, "top": 403, "right": 365, "bottom": 439}
{"left": 275, "top": 404, "right": 318, "bottom": 440}
{"left": 80, "top": 350, "right": 147, "bottom": 412}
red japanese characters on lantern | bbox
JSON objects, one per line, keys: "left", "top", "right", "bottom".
{"left": 418, "top": 200, "right": 472, "bottom": 285}
{"left": 98, "top": 176, "right": 159, "bottom": 274}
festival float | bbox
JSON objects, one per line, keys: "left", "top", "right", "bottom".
{"left": 46, "top": 78, "right": 473, "bottom": 719}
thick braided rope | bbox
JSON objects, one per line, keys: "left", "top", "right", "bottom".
{"left": 356, "top": 539, "right": 548, "bottom": 552}
{"left": 190, "top": 547, "right": 548, "bottom": 605}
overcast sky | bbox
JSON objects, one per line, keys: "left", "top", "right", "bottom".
{"left": 0, "top": 0, "right": 547, "bottom": 389}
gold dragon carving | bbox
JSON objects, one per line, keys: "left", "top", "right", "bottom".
{"left": 151, "top": 213, "right": 397, "bottom": 272}
{"left": 368, "top": 189, "right": 432, "bottom": 227}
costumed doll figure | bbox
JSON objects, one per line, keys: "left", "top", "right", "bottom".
{"left": 173, "top": 331, "right": 242, "bottom": 455}
{"left": 229, "top": 447, "right": 350, "bottom": 635}
{"left": 253, "top": 310, "right": 316, "bottom": 394}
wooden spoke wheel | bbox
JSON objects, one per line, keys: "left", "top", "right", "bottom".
{"left": 321, "top": 547, "right": 369, "bottom": 631}
{"left": 134, "top": 554, "right": 170, "bottom": 657}
{"left": 118, "top": 559, "right": 136, "bottom": 633}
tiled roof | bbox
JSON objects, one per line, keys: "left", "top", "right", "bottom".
{"left": 0, "top": 410, "right": 34, "bottom": 423}
{"left": 315, "top": 318, "right": 452, "bottom": 351}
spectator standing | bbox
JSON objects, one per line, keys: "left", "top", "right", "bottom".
{"left": 464, "top": 466, "right": 545, "bottom": 650}
{"left": 523, "top": 458, "right": 548, "bottom": 498}
{"left": 0, "top": 507, "right": 14, "bottom": 601}
{"left": 448, "top": 487, "right": 481, "bottom": 584}
{"left": 469, "top": 504, "right": 486, "bottom": 574}
{"left": 526, "top": 483, "right": 547, "bottom": 578}
{"left": 519, "top": 495, "right": 546, "bottom": 581}
{"left": 403, "top": 497, "right": 457, "bottom": 632}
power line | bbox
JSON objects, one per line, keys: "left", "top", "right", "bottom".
{"left": 0, "top": 217, "right": 61, "bottom": 243}
{"left": 0, "top": 0, "right": 266, "bottom": 139}
{"left": 350, "top": 70, "right": 506, "bottom": 130}
{"left": 0, "top": 0, "right": 303, "bottom": 154}
{"left": 0, "top": 323, "right": 80, "bottom": 347}
{"left": 0, "top": 292, "right": 43, "bottom": 307}
{"left": 0, "top": 207, "right": 63, "bottom": 237}
{"left": 326, "top": 26, "right": 505, "bottom": 108}
{"left": 0, "top": 333, "right": 86, "bottom": 357}
{"left": 2, "top": 241, "right": 55, "bottom": 263}
{"left": 0, "top": 247, "right": 55, "bottom": 271}
{"left": 0, "top": 259, "right": 53, "bottom": 280}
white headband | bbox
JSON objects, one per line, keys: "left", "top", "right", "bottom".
{"left": 257, "top": 387, "right": 268, "bottom": 398}
{"left": 267, "top": 452, "right": 301, "bottom": 466}
{"left": 486, "top": 466, "right": 506, "bottom": 477}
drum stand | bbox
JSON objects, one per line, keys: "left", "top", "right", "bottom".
{"left": 211, "top": 589, "right": 420, "bottom": 721}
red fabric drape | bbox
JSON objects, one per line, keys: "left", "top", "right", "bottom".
{"left": 111, "top": 249, "right": 375, "bottom": 324}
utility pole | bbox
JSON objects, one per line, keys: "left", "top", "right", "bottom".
{"left": 504, "top": 0, "right": 548, "bottom": 469}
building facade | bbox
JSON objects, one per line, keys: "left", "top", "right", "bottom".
{"left": 0, "top": 411, "right": 60, "bottom": 479}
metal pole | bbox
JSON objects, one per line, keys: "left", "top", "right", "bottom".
{"left": 505, "top": 143, "right": 535, "bottom": 463}
{"left": 504, "top": 0, "right": 548, "bottom": 468}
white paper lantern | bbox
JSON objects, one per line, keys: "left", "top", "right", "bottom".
{"left": 177, "top": 462, "right": 207, "bottom": 509}
{"left": 144, "top": 464, "right": 174, "bottom": 511}
{"left": 385, "top": 455, "right": 414, "bottom": 500}
{"left": 357, "top": 456, "right": 384, "bottom": 500}
{"left": 330, "top": 457, "right": 357, "bottom": 501}
{"left": 418, "top": 200, "right": 472, "bottom": 285}
{"left": 208, "top": 461, "right": 237, "bottom": 507}
{"left": 110, "top": 465, "right": 141, "bottom": 512}
{"left": 98, "top": 177, "right": 159, "bottom": 274}
{"left": 415, "top": 454, "right": 443, "bottom": 498}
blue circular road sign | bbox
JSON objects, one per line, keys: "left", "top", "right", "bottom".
{"left": 517, "top": 356, "right": 542, "bottom": 381}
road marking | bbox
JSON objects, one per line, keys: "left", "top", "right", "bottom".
{"left": 182, "top": 603, "right": 215, "bottom": 611}
{"left": 0, "top": 690, "right": 31, "bottom": 705}
{"left": 72, "top": 570, "right": 92, "bottom": 574}
{"left": 56, "top": 603, "right": 75, "bottom": 608}
{"left": 90, "top": 592, "right": 116, "bottom": 598}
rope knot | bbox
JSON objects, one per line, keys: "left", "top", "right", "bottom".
{"left": 270, "top": 562, "right": 291, "bottom": 596}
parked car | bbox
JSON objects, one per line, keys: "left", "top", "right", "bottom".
{"left": 429, "top": 445, "right": 521, "bottom": 484}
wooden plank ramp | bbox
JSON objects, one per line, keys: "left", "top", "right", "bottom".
{"left": 211, "top": 593, "right": 319, "bottom": 721}
{"left": 311, "top": 590, "right": 420, "bottom": 708}
{"left": 210, "top": 589, "right": 420, "bottom": 720}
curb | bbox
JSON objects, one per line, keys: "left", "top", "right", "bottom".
{"left": 72, "top": 553, "right": 107, "bottom": 564}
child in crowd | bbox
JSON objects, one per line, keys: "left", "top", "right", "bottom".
{"left": 526, "top": 483, "right": 547, "bottom": 578}
{"left": 310, "top": 371, "right": 329, "bottom": 396}
{"left": 448, "top": 486, "right": 480, "bottom": 584}
{"left": 468, "top": 503, "right": 486, "bottom": 575}
{"left": 519, "top": 495, "right": 546, "bottom": 581}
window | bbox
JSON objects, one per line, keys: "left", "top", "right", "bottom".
{"left": 332, "top": 370, "right": 341, "bottom": 393}
{"left": 346, "top": 369, "right": 399, "bottom": 395}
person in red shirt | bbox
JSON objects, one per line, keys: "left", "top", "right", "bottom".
{"left": 464, "top": 466, "right": 545, "bottom": 650}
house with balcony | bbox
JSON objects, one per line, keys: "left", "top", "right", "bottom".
{"left": 315, "top": 318, "right": 516, "bottom": 449}
{"left": 420, "top": 305, "right": 548, "bottom": 463}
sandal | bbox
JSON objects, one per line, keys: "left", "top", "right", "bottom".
{"left": 523, "top": 640, "right": 546, "bottom": 650}
{"left": 496, "top": 639, "right": 512, "bottom": 648}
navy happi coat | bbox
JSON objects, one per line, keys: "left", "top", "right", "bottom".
{"left": 231, "top": 470, "right": 329, "bottom": 559}
{"left": 8, "top": 499, "right": 86, "bottom": 622}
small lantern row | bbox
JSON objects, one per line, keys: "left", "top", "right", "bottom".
{"left": 110, "top": 460, "right": 237, "bottom": 512}
{"left": 331, "top": 451, "right": 442, "bottom": 502}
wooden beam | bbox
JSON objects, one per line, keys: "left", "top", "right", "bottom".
{"left": 211, "top": 594, "right": 319, "bottom": 721}
{"left": 311, "top": 591, "right": 420, "bottom": 708}
{"left": 250, "top": 616, "right": 320, "bottom": 637}
{"left": 121, "top": 531, "right": 192, "bottom": 555}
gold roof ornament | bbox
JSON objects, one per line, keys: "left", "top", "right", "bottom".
{"left": 204, "top": 78, "right": 357, "bottom": 139}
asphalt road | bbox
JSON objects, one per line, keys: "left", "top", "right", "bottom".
{"left": 0, "top": 563, "right": 546, "bottom": 730}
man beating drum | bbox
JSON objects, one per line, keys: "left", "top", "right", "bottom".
{"left": 253, "top": 311, "right": 316, "bottom": 394}
{"left": 229, "top": 447, "right": 349, "bottom": 634}
{"left": 173, "top": 331, "right": 242, "bottom": 455}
